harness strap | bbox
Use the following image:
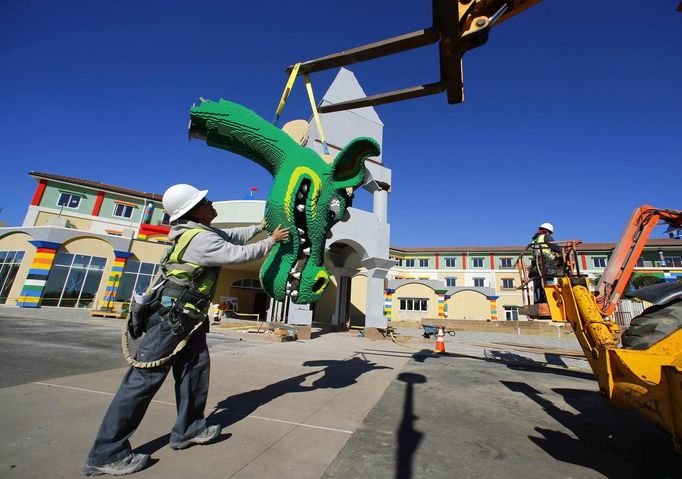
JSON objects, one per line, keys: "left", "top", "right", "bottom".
{"left": 162, "top": 281, "right": 212, "bottom": 308}
{"left": 121, "top": 317, "right": 205, "bottom": 369}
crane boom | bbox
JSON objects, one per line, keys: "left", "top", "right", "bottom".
{"left": 595, "top": 206, "right": 682, "bottom": 316}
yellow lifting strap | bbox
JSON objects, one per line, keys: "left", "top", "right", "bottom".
{"left": 272, "top": 64, "right": 330, "bottom": 155}
{"left": 273, "top": 62, "right": 301, "bottom": 125}
{"left": 304, "top": 74, "right": 330, "bottom": 155}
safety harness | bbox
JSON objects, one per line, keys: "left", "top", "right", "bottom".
{"left": 122, "top": 227, "right": 220, "bottom": 369}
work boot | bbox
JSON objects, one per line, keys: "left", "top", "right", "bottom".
{"left": 83, "top": 453, "right": 150, "bottom": 476}
{"left": 170, "top": 424, "right": 222, "bottom": 450}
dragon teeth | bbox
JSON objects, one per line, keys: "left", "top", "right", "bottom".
{"left": 301, "top": 184, "right": 308, "bottom": 192}
{"left": 290, "top": 290, "right": 299, "bottom": 297}
{"left": 296, "top": 192, "right": 303, "bottom": 199}
{"left": 303, "top": 247, "right": 310, "bottom": 256}
{"left": 297, "top": 228, "right": 305, "bottom": 234}
{"left": 291, "top": 272, "right": 301, "bottom": 279}
{"left": 296, "top": 205, "right": 305, "bottom": 212}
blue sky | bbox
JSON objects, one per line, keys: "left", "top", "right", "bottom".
{"left": 1, "top": 1, "right": 680, "bottom": 247}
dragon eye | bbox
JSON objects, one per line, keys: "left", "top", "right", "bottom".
{"left": 329, "top": 197, "right": 341, "bottom": 221}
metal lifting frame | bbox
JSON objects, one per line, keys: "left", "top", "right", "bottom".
{"left": 285, "top": 0, "right": 542, "bottom": 113}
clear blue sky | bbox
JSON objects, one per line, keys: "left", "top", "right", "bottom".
{"left": 2, "top": 1, "right": 680, "bottom": 247}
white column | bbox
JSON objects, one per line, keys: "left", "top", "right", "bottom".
{"left": 361, "top": 258, "right": 398, "bottom": 329}
{"left": 373, "top": 189, "right": 388, "bottom": 223}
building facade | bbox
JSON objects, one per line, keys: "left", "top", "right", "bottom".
{"left": 383, "top": 239, "right": 682, "bottom": 323}
{"left": 1, "top": 172, "right": 681, "bottom": 326}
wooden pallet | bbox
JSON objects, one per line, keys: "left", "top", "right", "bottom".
{"left": 90, "top": 310, "right": 127, "bottom": 319}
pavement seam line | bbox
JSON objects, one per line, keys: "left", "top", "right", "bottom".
{"left": 33, "top": 382, "right": 353, "bottom": 434}
{"left": 34, "top": 382, "right": 176, "bottom": 405}
{"left": 226, "top": 412, "right": 353, "bottom": 434}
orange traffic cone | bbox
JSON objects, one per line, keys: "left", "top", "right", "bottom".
{"left": 434, "top": 326, "right": 446, "bottom": 354}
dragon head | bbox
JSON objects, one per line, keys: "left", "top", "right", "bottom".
{"left": 189, "top": 98, "right": 380, "bottom": 303}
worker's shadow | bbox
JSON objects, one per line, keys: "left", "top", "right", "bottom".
{"left": 501, "top": 381, "right": 681, "bottom": 478}
{"left": 208, "top": 356, "right": 392, "bottom": 430}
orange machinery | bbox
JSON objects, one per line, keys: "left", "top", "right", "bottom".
{"left": 517, "top": 206, "right": 682, "bottom": 452}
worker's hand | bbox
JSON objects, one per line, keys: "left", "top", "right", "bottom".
{"left": 259, "top": 218, "right": 266, "bottom": 230}
{"left": 271, "top": 224, "right": 290, "bottom": 243}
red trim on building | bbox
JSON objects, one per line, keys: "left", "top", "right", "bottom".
{"left": 490, "top": 253, "right": 495, "bottom": 270}
{"left": 462, "top": 253, "right": 467, "bottom": 270}
{"left": 91, "top": 191, "right": 105, "bottom": 216}
{"left": 30, "top": 179, "right": 47, "bottom": 206}
{"left": 581, "top": 253, "right": 587, "bottom": 270}
{"left": 35, "top": 247, "right": 58, "bottom": 253}
{"left": 138, "top": 223, "right": 170, "bottom": 236}
{"left": 435, "top": 253, "right": 440, "bottom": 269}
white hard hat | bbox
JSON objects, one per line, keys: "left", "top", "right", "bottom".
{"left": 162, "top": 184, "right": 208, "bottom": 221}
{"left": 539, "top": 222, "right": 554, "bottom": 233}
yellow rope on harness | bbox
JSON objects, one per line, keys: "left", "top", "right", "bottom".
{"left": 121, "top": 314, "right": 205, "bottom": 369}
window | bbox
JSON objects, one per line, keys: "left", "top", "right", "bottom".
{"left": 405, "top": 259, "right": 415, "bottom": 268}
{"left": 473, "top": 277, "right": 485, "bottom": 287}
{"left": 117, "top": 260, "right": 161, "bottom": 301}
{"left": 233, "top": 278, "right": 263, "bottom": 290}
{"left": 445, "top": 277, "right": 456, "bottom": 287}
{"left": 160, "top": 213, "right": 171, "bottom": 226}
{"left": 57, "top": 193, "right": 81, "bottom": 209}
{"left": 592, "top": 257, "right": 607, "bottom": 268}
{"left": 500, "top": 258, "right": 513, "bottom": 269}
{"left": 113, "top": 203, "right": 134, "bottom": 218}
{"left": 0, "top": 251, "right": 25, "bottom": 304}
{"left": 41, "top": 253, "right": 106, "bottom": 308}
{"left": 399, "top": 298, "right": 428, "bottom": 311}
{"left": 419, "top": 258, "right": 429, "bottom": 268}
{"left": 636, "top": 258, "right": 659, "bottom": 267}
{"left": 502, "top": 278, "right": 515, "bottom": 289}
{"left": 504, "top": 306, "right": 519, "bottom": 321}
{"left": 444, "top": 257, "right": 456, "bottom": 268}
{"left": 665, "top": 256, "right": 682, "bottom": 267}
{"left": 472, "top": 257, "right": 484, "bottom": 268}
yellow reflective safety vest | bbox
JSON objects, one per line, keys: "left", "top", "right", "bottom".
{"left": 532, "top": 233, "right": 553, "bottom": 258}
{"left": 163, "top": 228, "right": 220, "bottom": 312}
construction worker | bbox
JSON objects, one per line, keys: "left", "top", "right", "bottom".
{"left": 83, "top": 183, "right": 289, "bottom": 476}
{"left": 529, "top": 222, "right": 562, "bottom": 303}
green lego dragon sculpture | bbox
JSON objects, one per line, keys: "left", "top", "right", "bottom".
{"left": 188, "top": 98, "right": 380, "bottom": 304}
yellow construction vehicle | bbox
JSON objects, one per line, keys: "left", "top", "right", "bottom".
{"left": 517, "top": 206, "right": 682, "bottom": 453}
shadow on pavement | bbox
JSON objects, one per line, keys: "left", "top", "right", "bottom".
{"left": 136, "top": 356, "right": 391, "bottom": 455}
{"left": 208, "top": 356, "right": 393, "bottom": 429}
{"left": 411, "top": 349, "right": 594, "bottom": 380}
{"left": 396, "top": 372, "right": 426, "bottom": 479}
{"left": 502, "top": 381, "right": 681, "bottom": 478}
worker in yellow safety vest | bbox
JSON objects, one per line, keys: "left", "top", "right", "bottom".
{"left": 529, "top": 222, "right": 562, "bottom": 303}
{"left": 84, "top": 183, "right": 289, "bottom": 476}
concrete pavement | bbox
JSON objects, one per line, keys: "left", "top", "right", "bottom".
{"left": 0, "top": 311, "right": 410, "bottom": 479}
{"left": 1, "top": 308, "right": 679, "bottom": 478}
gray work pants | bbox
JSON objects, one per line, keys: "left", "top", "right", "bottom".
{"left": 86, "top": 312, "right": 209, "bottom": 466}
